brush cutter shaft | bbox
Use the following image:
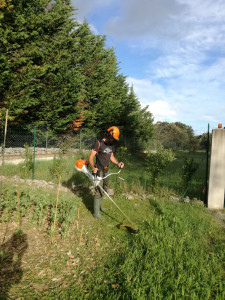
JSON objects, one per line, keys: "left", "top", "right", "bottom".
{"left": 98, "top": 185, "right": 137, "bottom": 229}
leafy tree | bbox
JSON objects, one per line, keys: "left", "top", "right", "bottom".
{"left": 154, "top": 121, "right": 197, "bottom": 150}
{"left": 0, "top": 0, "right": 13, "bottom": 12}
{"left": 174, "top": 122, "right": 197, "bottom": 150}
{"left": 196, "top": 132, "right": 211, "bottom": 150}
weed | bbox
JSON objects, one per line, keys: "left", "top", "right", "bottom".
{"left": 181, "top": 157, "right": 198, "bottom": 188}
{"left": 145, "top": 143, "right": 175, "bottom": 186}
{"left": 0, "top": 183, "right": 80, "bottom": 236}
{"left": 20, "top": 143, "right": 33, "bottom": 178}
{"left": 49, "top": 155, "right": 63, "bottom": 180}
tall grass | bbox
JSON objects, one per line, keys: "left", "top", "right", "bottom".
{"left": 0, "top": 182, "right": 80, "bottom": 235}
{"left": 1, "top": 150, "right": 207, "bottom": 200}
{"left": 41, "top": 198, "right": 225, "bottom": 300}
{"left": 1, "top": 151, "right": 224, "bottom": 299}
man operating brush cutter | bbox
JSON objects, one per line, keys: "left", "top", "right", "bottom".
{"left": 88, "top": 126, "right": 124, "bottom": 219}
{"left": 75, "top": 158, "right": 139, "bottom": 234}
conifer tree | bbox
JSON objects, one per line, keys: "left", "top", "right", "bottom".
{"left": 0, "top": 0, "right": 85, "bottom": 132}
{"left": 0, "top": 0, "right": 154, "bottom": 145}
{"left": 75, "top": 21, "right": 154, "bottom": 144}
{"left": 74, "top": 21, "right": 123, "bottom": 129}
{"left": 120, "top": 86, "right": 154, "bottom": 147}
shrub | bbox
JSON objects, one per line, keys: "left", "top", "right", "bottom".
{"left": 145, "top": 143, "right": 175, "bottom": 186}
{"left": 181, "top": 157, "right": 198, "bottom": 188}
{"left": 20, "top": 143, "right": 33, "bottom": 177}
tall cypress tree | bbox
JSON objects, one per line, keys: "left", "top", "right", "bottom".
{"left": 75, "top": 21, "right": 131, "bottom": 129}
{"left": 0, "top": 0, "right": 85, "bottom": 132}
{"left": 0, "top": 0, "right": 154, "bottom": 145}
{"left": 75, "top": 21, "right": 154, "bottom": 143}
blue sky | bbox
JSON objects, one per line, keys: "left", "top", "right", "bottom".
{"left": 71, "top": 0, "right": 225, "bottom": 135}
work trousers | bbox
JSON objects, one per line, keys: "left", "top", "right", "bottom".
{"left": 95, "top": 169, "right": 109, "bottom": 199}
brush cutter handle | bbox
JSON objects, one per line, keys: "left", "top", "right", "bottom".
{"left": 102, "top": 169, "right": 123, "bottom": 180}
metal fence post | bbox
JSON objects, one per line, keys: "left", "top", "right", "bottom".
{"left": 32, "top": 125, "right": 36, "bottom": 180}
{"left": 204, "top": 123, "right": 210, "bottom": 206}
{"left": 46, "top": 129, "right": 48, "bottom": 152}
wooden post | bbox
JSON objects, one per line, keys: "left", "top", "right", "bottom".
{"left": 18, "top": 176, "right": 21, "bottom": 227}
{"left": 51, "top": 176, "right": 61, "bottom": 245}
{"left": 0, "top": 109, "right": 8, "bottom": 205}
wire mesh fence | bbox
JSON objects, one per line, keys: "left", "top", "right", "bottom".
{"left": 0, "top": 123, "right": 211, "bottom": 205}
{"left": 0, "top": 124, "right": 142, "bottom": 156}
{"left": 0, "top": 125, "right": 107, "bottom": 158}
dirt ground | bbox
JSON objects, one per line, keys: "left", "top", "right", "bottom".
{"left": 0, "top": 206, "right": 113, "bottom": 299}
{"left": 0, "top": 176, "right": 111, "bottom": 299}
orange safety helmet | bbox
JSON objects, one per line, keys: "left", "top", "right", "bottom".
{"left": 107, "top": 126, "right": 120, "bottom": 141}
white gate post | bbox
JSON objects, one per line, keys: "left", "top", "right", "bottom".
{"left": 208, "top": 129, "right": 225, "bottom": 209}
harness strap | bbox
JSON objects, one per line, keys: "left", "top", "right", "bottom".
{"left": 96, "top": 140, "right": 100, "bottom": 155}
{"left": 96, "top": 140, "right": 108, "bottom": 170}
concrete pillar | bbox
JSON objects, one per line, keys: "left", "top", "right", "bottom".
{"left": 208, "top": 129, "right": 225, "bottom": 209}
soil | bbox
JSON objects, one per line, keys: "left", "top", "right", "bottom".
{"left": 0, "top": 177, "right": 112, "bottom": 299}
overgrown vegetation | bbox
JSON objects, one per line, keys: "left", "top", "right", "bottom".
{"left": 0, "top": 152, "right": 224, "bottom": 299}
{"left": 60, "top": 199, "right": 224, "bottom": 300}
{"left": 181, "top": 157, "right": 198, "bottom": 188}
{"left": 0, "top": 0, "right": 221, "bottom": 298}
{"left": 0, "top": 182, "right": 79, "bottom": 235}
{"left": 145, "top": 143, "right": 175, "bottom": 186}
{"left": 19, "top": 143, "right": 33, "bottom": 178}
{"left": 0, "top": 149, "right": 207, "bottom": 199}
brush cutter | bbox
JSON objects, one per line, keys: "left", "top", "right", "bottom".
{"left": 75, "top": 159, "right": 139, "bottom": 234}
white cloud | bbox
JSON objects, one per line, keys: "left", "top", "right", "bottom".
{"left": 71, "top": 0, "right": 113, "bottom": 21}
{"left": 126, "top": 77, "right": 166, "bottom": 102}
{"left": 147, "top": 100, "right": 177, "bottom": 122}
{"left": 104, "top": 0, "right": 225, "bottom": 44}
{"left": 104, "top": 0, "right": 186, "bottom": 40}
{"left": 127, "top": 77, "right": 177, "bottom": 122}
{"left": 178, "top": 0, "right": 225, "bottom": 21}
